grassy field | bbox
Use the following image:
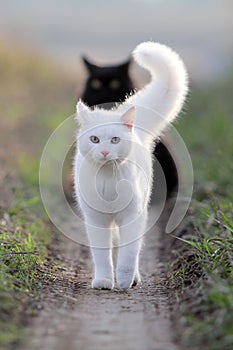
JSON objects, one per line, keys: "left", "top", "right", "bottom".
{"left": 0, "top": 42, "right": 77, "bottom": 347}
{"left": 171, "top": 79, "right": 233, "bottom": 349}
{"left": 0, "top": 42, "right": 232, "bottom": 349}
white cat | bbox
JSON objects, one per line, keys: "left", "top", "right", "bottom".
{"left": 74, "top": 42, "right": 188, "bottom": 290}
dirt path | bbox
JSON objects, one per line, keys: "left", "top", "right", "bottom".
{"left": 22, "top": 217, "right": 179, "bottom": 350}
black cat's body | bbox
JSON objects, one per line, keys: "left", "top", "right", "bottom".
{"left": 81, "top": 56, "right": 178, "bottom": 197}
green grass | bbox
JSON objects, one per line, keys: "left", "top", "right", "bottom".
{"left": 170, "top": 74, "right": 233, "bottom": 349}
{"left": 0, "top": 150, "right": 50, "bottom": 347}
{"left": 175, "top": 202, "right": 233, "bottom": 350}
{"left": 0, "top": 42, "right": 76, "bottom": 348}
{"left": 0, "top": 191, "right": 50, "bottom": 347}
{"left": 177, "top": 79, "right": 233, "bottom": 190}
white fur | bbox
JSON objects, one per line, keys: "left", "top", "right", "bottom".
{"left": 74, "top": 41, "right": 188, "bottom": 290}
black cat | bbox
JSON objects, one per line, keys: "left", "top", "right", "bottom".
{"left": 81, "top": 56, "right": 134, "bottom": 108}
{"left": 81, "top": 56, "right": 178, "bottom": 197}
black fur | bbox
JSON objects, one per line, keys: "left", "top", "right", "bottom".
{"left": 81, "top": 56, "right": 178, "bottom": 197}
{"left": 81, "top": 56, "right": 134, "bottom": 108}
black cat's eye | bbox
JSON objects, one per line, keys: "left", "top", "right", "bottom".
{"left": 111, "top": 137, "right": 120, "bottom": 144}
{"left": 90, "top": 136, "right": 100, "bottom": 143}
{"left": 90, "top": 79, "right": 102, "bottom": 90}
{"left": 109, "top": 79, "right": 121, "bottom": 90}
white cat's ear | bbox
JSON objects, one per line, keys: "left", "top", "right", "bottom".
{"left": 76, "top": 100, "right": 89, "bottom": 114}
{"left": 121, "top": 107, "right": 135, "bottom": 130}
{"left": 76, "top": 100, "right": 90, "bottom": 124}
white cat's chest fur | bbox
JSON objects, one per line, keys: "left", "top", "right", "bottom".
{"left": 96, "top": 162, "right": 128, "bottom": 202}
{"left": 75, "top": 147, "right": 152, "bottom": 216}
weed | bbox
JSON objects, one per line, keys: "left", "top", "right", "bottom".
{"left": 169, "top": 72, "right": 233, "bottom": 349}
{"left": 0, "top": 192, "right": 50, "bottom": 346}
{"left": 172, "top": 199, "right": 233, "bottom": 350}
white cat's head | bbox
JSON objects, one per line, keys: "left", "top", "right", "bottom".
{"left": 76, "top": 101, "right": 135, "bottom": 164}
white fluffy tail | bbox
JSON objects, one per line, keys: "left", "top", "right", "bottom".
{"left": 126, "top": 41, "right": 188, "bottom": 141}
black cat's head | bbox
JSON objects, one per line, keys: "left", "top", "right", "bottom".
{"left": 81, "top": 56, "right": 134, "bottom": 108}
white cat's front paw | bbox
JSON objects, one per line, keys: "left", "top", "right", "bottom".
{"left": 92, "top": 278, "right": 114, "bottom": 290}
{"left": 117, "top": 269, "right": 141, "bottom": 290}
{"left": 117, "top": 272, "right": 134, "bottom": 290}
{"left": 117, "top": 279, "right": 132, "bottom": 290}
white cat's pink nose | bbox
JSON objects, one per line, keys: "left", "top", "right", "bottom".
{"left": 101, "top": 151, "right": 109, "bottom": 157}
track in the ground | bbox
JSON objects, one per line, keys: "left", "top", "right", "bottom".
{"left": 23, "top": 218, "right": 179, "bottom": 350}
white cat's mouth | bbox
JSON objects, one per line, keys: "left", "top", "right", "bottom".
{"left": 101, "top": 156, "right": 117, "bottom": 163}
{"left": 94, "top": 155, "right": 120, "bottom": 164}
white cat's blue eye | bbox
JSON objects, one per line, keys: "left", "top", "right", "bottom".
{"left": 90, "top": 135, "right": 100, "bottom": 143}
{"left": 111, "top": 137, "right": 120, "bottom": 144}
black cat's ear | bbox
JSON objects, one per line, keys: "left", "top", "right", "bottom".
{"left": 118, "top": 58, "right": 132, "bottom": 72}
{"left": 82, "top": 56, "right": 98, "bottom": 73}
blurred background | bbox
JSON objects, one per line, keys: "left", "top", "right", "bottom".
{"left": 0, "top": 0, "right": 233, "bottom": 190}
{"left": 0, "top": 0, "right": 233, "bottom": 84}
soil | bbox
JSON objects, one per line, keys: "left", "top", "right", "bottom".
{"left": 21, "top": 216, "right": 180, "bottom": 350}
